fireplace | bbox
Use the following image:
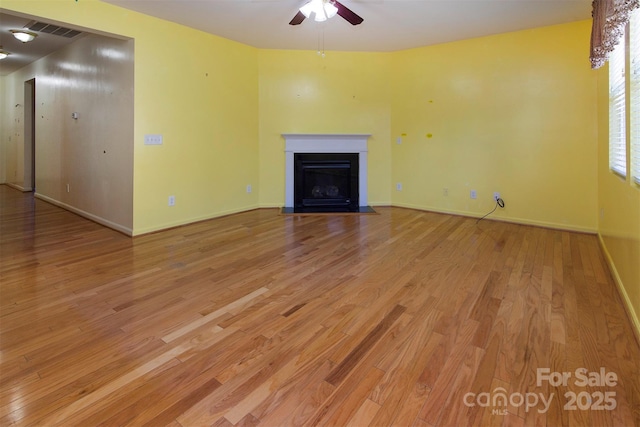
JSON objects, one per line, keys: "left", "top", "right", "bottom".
{"left": 294, "top": 153, "right": 359, "bottom": 212}
{"left": 282, "top": 133, "right": 372, "bottom": 213}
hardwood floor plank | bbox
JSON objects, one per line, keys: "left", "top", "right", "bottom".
{"left": 271, "top": 374, "right": 336, "bottom": 426}
{"left": 463, "top": 314, "right": 505, "bottom": 425}
{"left": 93, "top": 374, "right": 222, "bottom": 426}
{"left": 161, "top": 287, "right": 269, "bottom": 343}
{"left": 34, "top": 342, "right": 186, "bottom": 425}
{"left": 222, "top": 354, "right": 306, "bottom": 424}
{"left": 249, "top": 359, "right": 334, "bottom": 424}
{"left": 436, "top": 345, "right": 484, "bottom": 427}
{"left": 371, "top": 325, "right": 443, "bottom": 426}
{"left": 345, "top": 397, "right": 381, "bottom": 426}
{"left": 176, "top": 322, "right": 327, "bottom": 425}
{"left": 326, "top": 304, "right": 406, "bottom": 387}
{"left": 315, "top": 365, "right": 385, "bottom": 426}
{"left": 1, "top": 187, "right": 639, "bottom": 426}
{"left": 418, "top": 319, "right": 479, "bottom": 424}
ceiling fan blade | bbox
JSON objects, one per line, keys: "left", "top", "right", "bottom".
{"left": 333, "top": 0, "right": 363, "bottom": 25}
{"left": 289, "top": 10, "right": 306, "bottom": 25}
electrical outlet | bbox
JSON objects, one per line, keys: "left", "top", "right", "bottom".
{"left": 168, "top": 195, "right": 175, "bottom": 206}
{"left": 494, "top": 192, "right": 501, "bottom": 201}
{"left": 443, "top": 188, "right": 448, "bottom": 196}
{"left": 470, "top": 189, "right": 477, "bottom": 199}
{"left": 396, "top": 136, "right": 402, "bottom": 145}
{"left": 396, "top": 183, "right": 403, "bottom": 191}
{"left": 246, "top": 184, "right": 252, "bottom": 193}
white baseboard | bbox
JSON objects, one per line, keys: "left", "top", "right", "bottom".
{"left": 598, "top": 234, "right": 640, "bottom": 347}
{"left": 392, "top": 202, "right": 597, "bottom": 234}
{"left": 34, "top": 193, "right": 133, "bottom": 236}
{"left": 133, "top": 204, "right": 261, "bottom": 236}
{"left": 6, "top": 182, "right": 32, "bottom": 192}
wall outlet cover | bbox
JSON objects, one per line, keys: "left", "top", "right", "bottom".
{"left": 144, "top": 134, "right": 163, "bottom": 145}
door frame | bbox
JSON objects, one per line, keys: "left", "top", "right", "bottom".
{"left": 24, "top": 78, "right": 36, "bottom": 192}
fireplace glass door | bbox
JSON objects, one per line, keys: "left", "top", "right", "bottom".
{"left": 294, "top": 153, "right": 359, "bottom": 212}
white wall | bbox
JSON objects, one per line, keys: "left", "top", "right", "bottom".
{"left": 1, "top": 34, "right": 134, "bottom": 233}
{"left": 0, "top": 76, "right": 6, "bottom": 184}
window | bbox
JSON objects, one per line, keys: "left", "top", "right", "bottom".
{"left": 609, "top": 40, "right": 626, "bottom": 177}
{"left": 631, "top": 8, "right": 640, "bottom": 184}
{"left": 610, "top": 7, "right": 640, "bottom": 185}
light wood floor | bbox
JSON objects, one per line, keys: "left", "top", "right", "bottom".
{"left": 1, "top": 185, "right": 639, "bottom": 427}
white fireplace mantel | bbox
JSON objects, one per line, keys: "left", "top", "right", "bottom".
{"left": 283, "top": 133, "right": 370, "bottom": 208}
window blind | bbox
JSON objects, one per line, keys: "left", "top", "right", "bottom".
{"left": 610, "top": 40, "right": 627, "bottom": 177}
{"left": 631, "top": 8, "right": 640, "bottom": 184}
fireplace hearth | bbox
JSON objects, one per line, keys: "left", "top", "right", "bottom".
{"left": 294, "top": 153, "right": 359, "bottom": 212}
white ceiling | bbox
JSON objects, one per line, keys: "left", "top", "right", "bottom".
{"left": 1, "top": 0, "right": 592, "bottom": 76}
{"left": 101, "top": 0, "right": 592, "bottom": 51}
{"left": 0, "top": 12, "right": 86, "bottom": 75}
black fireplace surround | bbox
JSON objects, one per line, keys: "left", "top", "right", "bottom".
{"left": 294, "top": 153, "right": 359, "bottom": 212}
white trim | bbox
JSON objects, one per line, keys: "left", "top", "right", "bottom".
{"left": 393, "top": 202, "right": 598, "bottom": 234}
{"left": 609, "top": 40, "right": 627, "bottom": 177}
{"left": 34, "top": 192, "right": 134, "bottom": 236}
{"left": 631, "top": 8, "right": 640, "bottom": 184}
{"left": 5, "top": 182, "right": 31, "bottom": 192}
{"left": 133, "top": 204, "right": 260, "bottom": 236}
{"left": 598, "top": 234, "right": 640, "bottom": 347}
{"left": 282, "top": 134, "right": 370, "bottom": 208}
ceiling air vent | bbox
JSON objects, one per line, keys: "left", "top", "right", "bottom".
{"left": 25, "top": 21, "right": 82, "bottom": 38}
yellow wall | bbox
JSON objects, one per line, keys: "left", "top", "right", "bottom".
{"left": 596, "top": 62, "right": 640, "bottom": 335}
{"left": 2, "top": 0, "right": 637, "bottom": 344}
{"left": 258, "top": 50, "right": 392, "bottom": 207}
{"left": 133, "top": 20, "right": 259, "bottom": 234}
{"left": 390, "top": 21, "right": 599, "bottom": 232}
{"left": 1, "top": 2, "right": 599, "bottom": 234}
{"left": 1, "top": 0, "right": 259, "bottom": 235}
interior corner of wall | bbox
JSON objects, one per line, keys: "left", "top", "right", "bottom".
{"left": 597, "top": 233, "right": 640, "bottom": 347}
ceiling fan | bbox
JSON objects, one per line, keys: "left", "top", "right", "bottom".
{"left": 289, "top": 0, "right": 364, "bottom": 26}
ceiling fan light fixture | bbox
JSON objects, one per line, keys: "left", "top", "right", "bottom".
{"left": 325, "top": 2, "right": 338, "bottom": 19}
{"left": 300, "top": 0, "right": 338, "bottom": 22}
{"left": 10, "top": 29, "right": 38, "bottom": 43}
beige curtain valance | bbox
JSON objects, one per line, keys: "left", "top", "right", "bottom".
{"left": 590, "top": 0, "right": 639, "bottom": 69}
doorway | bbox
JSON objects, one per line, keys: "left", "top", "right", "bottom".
{"left": 24, "top": 78, "right": 35, "bottom": 192}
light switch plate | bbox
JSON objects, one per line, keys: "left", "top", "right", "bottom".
{"left": 145, "top": 134, "right": 163, "bottom": 145}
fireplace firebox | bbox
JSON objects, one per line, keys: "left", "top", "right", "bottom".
{"left": 294, "top": 153, "right": 359, "bottom": 212}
